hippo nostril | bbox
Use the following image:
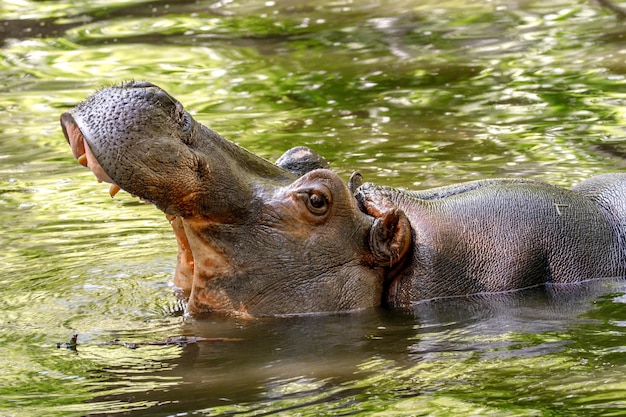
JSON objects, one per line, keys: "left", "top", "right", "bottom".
{"left": 120, "top": 80, "right": 158, "bottom": 89}
{"left": 119, "top": 81, "right": 181, "bottom": 108}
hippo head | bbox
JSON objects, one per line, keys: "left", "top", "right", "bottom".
{"left": 61, "top": 82, "right": 411, "bottom": 317}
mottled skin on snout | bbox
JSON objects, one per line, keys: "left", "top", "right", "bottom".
{"left": 61, "top": 82, "right": 626, "bottom": 317}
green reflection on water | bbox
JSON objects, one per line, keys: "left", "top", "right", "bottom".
{"left": 194, "top": 308, "right": 626, "bottom": 416}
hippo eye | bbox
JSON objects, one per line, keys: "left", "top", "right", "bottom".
{"left": 309, "top": 193, "right": 324, "bottom": 208}
{"left": 296, "top": 189, "right": 330, "bottom": 216}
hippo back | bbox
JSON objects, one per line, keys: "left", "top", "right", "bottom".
{"left": 573, "top": 173, "right": 626, "bottom": 269}
{"left": 573, "top": 173, "right": 626, "bottom": 236}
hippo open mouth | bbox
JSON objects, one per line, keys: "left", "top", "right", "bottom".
{"left": 62, "top": 113, "right": 121, "bottom": 197}
{"left": 62, "top": 111, "right": 197, "bottom": 297}
{"left": 61, "top": 82, "right": 409, "bottom": 317}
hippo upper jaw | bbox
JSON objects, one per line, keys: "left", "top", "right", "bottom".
{"left": 61, "top": 111, "right": 202, "bottom": 219}
{"left": 60, "top": 82, "right": 294, "bottom": 220}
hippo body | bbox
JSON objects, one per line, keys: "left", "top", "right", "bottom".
{"left": 356, "top": 177, "right": 626, "bottom": 306}
{"left": 61, "top": 82, "right": 626, "bottom": 317}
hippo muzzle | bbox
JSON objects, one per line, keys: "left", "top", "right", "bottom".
{"left": 61, "top": 81, "right": 291, "bottom": 220}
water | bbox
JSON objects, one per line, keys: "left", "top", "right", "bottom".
{"left": 2, "top": 0, "right": 626, "bottom": 415}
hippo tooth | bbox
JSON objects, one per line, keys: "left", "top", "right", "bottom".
{"left": 77, "top": 154, "right": 88, "bottom": 167}
{"left": 109, "top": 184, "right": 121, "bottom": 198}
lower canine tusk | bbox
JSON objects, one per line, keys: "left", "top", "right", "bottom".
{"left": 109, "top": 184, "right": 121, "bottom": 198}
{"left": 78, "top": 154, "right": 88, "bottom": 167}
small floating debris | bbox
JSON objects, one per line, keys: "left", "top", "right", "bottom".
{"left": 56, "top": 334, "right": 241, "bottom": 350}
{"left": 102, "top": 335, "right": 243, "bottom": 349}
{"left": 56, "top": 333, "right": 78, "bottom": 350}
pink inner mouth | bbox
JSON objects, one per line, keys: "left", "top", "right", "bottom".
{"left": 62, "top": 115, "right": 121, "bottom": 197}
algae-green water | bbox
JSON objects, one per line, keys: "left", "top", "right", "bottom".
{"left": 2, "top": 0, "right": 626, "bottom": 415}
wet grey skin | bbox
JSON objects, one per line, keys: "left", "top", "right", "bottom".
{"left": 62, "top": 81, "right": 626, "bottom": 317}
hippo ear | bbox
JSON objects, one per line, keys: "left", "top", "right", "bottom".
{"left": 367, "top": 209, "right": 412, "bottom": 267}
{"left": 275, "top": 146, "right": 330, "bottom": 176}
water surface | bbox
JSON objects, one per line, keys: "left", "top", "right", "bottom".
{"left": 2, "top": 0, "right": 626, "bottom": 415}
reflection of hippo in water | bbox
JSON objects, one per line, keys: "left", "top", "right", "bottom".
{"left": 61, "top": 81, "right": 626, "bottom": 317}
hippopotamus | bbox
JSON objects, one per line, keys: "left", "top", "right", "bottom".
{"left": 60, "top": 81, "right": 626, "bottom": 317}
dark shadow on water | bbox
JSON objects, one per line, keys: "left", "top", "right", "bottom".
{"left": 0, "top": 0, "right": 210, "bottom": 45}
{"left": 83, "top": 278, "right": 626, "bottom": 416}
